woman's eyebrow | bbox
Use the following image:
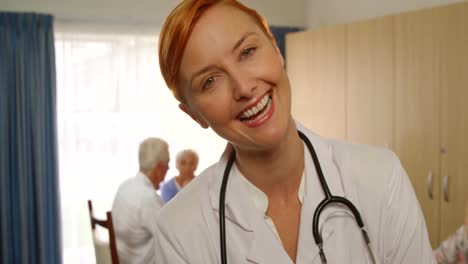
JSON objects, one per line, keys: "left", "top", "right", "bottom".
{"left": 232, "top": 32, "right": 257, "bottom": 53}
{"left": 190, "top": 65, "right": 218, "bottom": 84}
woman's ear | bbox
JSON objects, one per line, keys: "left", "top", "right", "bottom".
{"left": 179, "top": 103, "right": 209, "bottom": 129}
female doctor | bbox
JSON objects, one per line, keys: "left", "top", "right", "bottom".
{"left": 155, "top": 0, "right": 436, "bottom": 263}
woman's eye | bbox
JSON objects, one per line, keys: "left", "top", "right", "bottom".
{"left": 241, "top": 47, "right": 256, "bottom": 58}
{"left": 202, "top": 76, "right": 216, "bottom": 90}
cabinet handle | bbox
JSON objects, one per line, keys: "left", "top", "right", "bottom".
{"left": 426, "top": 171, "right": 433, "bottom": 200}
{"left": 443, "top": 175, "right": 449, "bottom": 202}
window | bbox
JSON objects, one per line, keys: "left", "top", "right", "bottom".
{"left": 55, "top": 30, "right": 226, "bottom": 263}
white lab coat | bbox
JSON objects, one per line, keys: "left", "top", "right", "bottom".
{"left": 155, "top": 123, "right": 435, "bottom": 264}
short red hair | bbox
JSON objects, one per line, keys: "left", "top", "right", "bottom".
{"left": 158, "top": 0, "right": 273, "bottom": 101}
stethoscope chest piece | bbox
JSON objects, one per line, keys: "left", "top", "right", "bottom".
{"left": 219, "top": 130, "right": 376, "bottom": 264}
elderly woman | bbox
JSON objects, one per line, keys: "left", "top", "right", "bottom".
{"left": 160, "top": 149, "right": 199, "bottom": 203}
{"left": 155, "top": 0, "right": 435, "bottom": 263}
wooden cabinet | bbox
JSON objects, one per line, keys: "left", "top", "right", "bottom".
{"left": 436, "top": 2, "right": 468, "bottom": 242}
{"left": 346, "top": 17, "right": 394, "bottom": 149}
{"left": 286, "top": 31, "right": 310, "bottom": 126}
{"left": 287, "top": 26, "right": 347, "bottom": 141}
{"left": 394, "top": 8, "right": 441, "bottom": 247}
{"left": 286, "top": 1, "right": 468, "bottom": 248}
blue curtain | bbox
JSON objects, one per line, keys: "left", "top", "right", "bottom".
{"left": 0, "top": 13, "right": 61, "bottom": 264}
{"left": 270, "top": 26, "right": 304, "bottom": 61}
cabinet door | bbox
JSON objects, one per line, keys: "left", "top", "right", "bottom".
{"left": 288, "top": 26, "right": 346, "bottom": 140}
{"left": 286, "top": 31, "right": 310, "bottom": 124}
{"left": 346, "top": 17, "right": 394, "bottom": 148}
{"left": 437, "top": 2, "right": 468, "bottom": 242}
{"left": 394, "top": 8, "right": 441, "bottom": 248}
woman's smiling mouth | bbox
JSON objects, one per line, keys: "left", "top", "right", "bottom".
{"left": 239, "top": 93, "right": 274, "bottom": 127}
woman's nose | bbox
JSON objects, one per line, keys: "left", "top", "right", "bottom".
{"left": 230, "top": 69, "right": 257, "bottom": 100}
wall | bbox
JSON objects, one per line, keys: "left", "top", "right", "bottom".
{"left": 3, "top": 0, "right": 467, "bottom": 36}
{"left": 0, "top": 0, "right": 307, "bottom": 30}
{"left": 306, "top": 0, "right": 465, "bottom": 28}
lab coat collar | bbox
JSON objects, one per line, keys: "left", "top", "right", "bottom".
{"left": 295, "top": 122, "right": 346, "bottom": 263}
{"left": 207, "top": 144, "right": 294, "bottom": 264}
{"left": 208, "top": 122, "right": 358, "bottom": 263}
{"left": 208, "top": 143, "right": 258, "bottom": 232}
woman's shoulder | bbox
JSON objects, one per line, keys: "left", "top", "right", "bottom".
{"left": 162, "top": 177, "right": 181, "bottom": 192}
{"left": 160, "top": 177, "right": 178, "bottom": 202}
{"left": 161, "top": 177, "right": 176, "bottom": 189}
{"left": 329, "top": 139, "right": 398, "bottom": 171}
{"left": 297, "top": 122, "right": 398, "bottom": 179}
{"left": 326, "top": 138, "right": 401, "bottom": 194}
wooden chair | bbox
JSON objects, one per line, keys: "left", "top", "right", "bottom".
{"left": 87, "top": 200, "right": 119, "bottom": 264}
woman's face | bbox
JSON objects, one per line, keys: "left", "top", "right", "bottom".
{"left": 178, "top": 3, "right": 292, "bottom": 152}
{"left": 176, "top": 154, "right": 198, "bottom": 176}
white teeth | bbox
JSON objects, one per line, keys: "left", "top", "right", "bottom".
{"left": 240, "top": 94, "right": 271, "bottom": 119}
{"left": 252, "top": 106, "right": 259, "bottom": 115}
{"left": 243, "top": 98, "right": 272, "bottom": 124}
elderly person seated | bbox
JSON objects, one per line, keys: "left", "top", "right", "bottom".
{"left": 111, "top": 137, "right": 170, "bottom": 263}
{"left": 160, "top": 149, "right": 199, "bottom": 203}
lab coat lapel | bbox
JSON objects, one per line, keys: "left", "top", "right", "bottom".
{"left": 208, "top": 144, "right": 293, "bottom": 264}
{"left": 295, "top": 123, "right": 347, "bottom": 263}
{"left": 208, "top": 144, "right": 254, "bottom": 232}
{"left": 245, "top": 220, "right": 293, "bottom": 264}
{"left": 295, "top": 140, "right": 323, "bottom": 263}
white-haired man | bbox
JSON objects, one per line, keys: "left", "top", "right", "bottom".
{"left": 111, "top": 137, "right": 169, "bottom": 264}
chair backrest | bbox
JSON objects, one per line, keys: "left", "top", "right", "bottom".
{"left": 87, "top": 200, "right": 119, "bottom": 264}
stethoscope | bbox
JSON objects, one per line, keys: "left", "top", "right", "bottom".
{"left": 219, "top": 130, "right": 377, "bottom": 264}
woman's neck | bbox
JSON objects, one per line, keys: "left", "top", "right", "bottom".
{"left": 234, "top": 119, "right": 304, "bottom": 199}
{"left": 175, "top": 173, "right": 194, "bottom": 188}
{"left": 177, "top": 173, "right": 194, "bottom": 181}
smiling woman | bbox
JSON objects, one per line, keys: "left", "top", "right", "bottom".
{"left": 154, "top": 1, "right": 436, "bottom": 264}
{"left": 162, "top": 3, "right": 293, "bottom": 156}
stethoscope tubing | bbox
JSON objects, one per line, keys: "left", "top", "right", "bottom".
{"left": 297, "top": 132, "right": 366, "bottom": 240}
{"left": 219, "top": 130, "right": 376, "bottom": 264}
{"left": 219, "top": 150, "right": 236, "bottom": 264}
